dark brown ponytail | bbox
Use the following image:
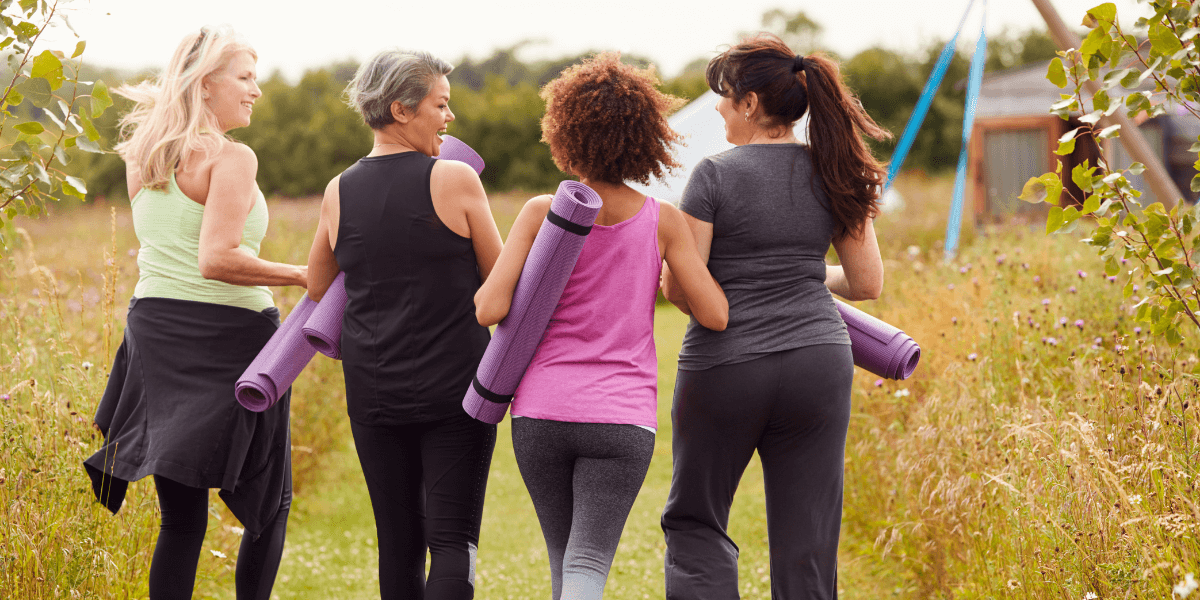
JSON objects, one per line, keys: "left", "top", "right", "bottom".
{"left": 706, "top": 33, "right": 892, "bottom": 241}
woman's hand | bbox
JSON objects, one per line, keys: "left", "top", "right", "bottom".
{"left": 826, "top": 217, "right": 883, "bottom": 301}
{"left": 197, "top": 142, "right": 307, "bottom": 287}
{"left": 474, "top": 195, "right": 551, "bottom": 326}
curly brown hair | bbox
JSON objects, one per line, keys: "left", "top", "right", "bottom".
{"left": 540, "top": 52, "right": 686, "bottom": 185}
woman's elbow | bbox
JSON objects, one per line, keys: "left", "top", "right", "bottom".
{"left": 697, "top": 304, "right": 729, "bottom": 332}
{"left": 198, "top": 253, "right": 222, "bottom": 281}
{"left": 474, "top": 293, "right": 509, "bottom": 327}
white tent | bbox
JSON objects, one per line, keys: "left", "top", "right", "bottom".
{"left": 632, "top": 90, "right": 903, "bottom": 212}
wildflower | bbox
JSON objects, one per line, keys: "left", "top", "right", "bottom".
{"left": 1034, "top": 275, "right": 1042, "bottom": 284}
{"left": 81, "top": 362, "right": 92, "bottom": 371}
{"left": 1022, "top": 263, "right": 1030, "bottom": 270}
{"left": 1107, "top": 275, "right": 1117, "bottom": 283}
{"left": 210, "top": 549, "right": 227, "bottom": 559}
{"left": 1069, "top": 286, "right": 1077, "bottom": 293}
{"left": 1042, "top": 298, "right": 1051, "bottom": 306}
{"left": 127, "top": 248, "right": 137, "bottom": 257}
{"left": 1132, "top": 285, "right": 1139, "bottom": 292}
{"left": 1021, "top": 377, "right": 1030, "bottom": 384}
{"left": 1007, "top": 579, "right": 1020, "bottom": 589}
{"left": 1047, "top": 337, "right": 1059, "bottom": 346}
{"left": 1075, "top": 320, "right": 1085, "bottom": 329}
{"left": 952, "top": 317, "right": 958, "bottom": 325}
{"left": 0, "top": 394, "right": 8, "bottom": 401}
{"left": 873, "top": 379, "right": 883, "bottom": 387}
{"left": 894, "top": 389, "right": 911, "bottom": 398}
{"left": 1134, "top": 327, "right": 1142, "bottom": 335}
{"left": 1094, "top": 337, "right": 1103, "bottom": 345}
{"left": 960, "top": 264, "right": 971, "bottom": 273}
{"left": 1128, "top": 494, "right": 1142, "bottom": 505}
{"left": 1175, "top": 573, "right": 1198, "bottom": 598}
{"left": 1059, "top": 317, "right": 1068, "bottom": 326}
{"left": 968, "top": 353, "right": 978, "bottom": 361}
{"left": 996, "top": 254, "right": 1006, "bottom": 265}
{"left": 1084, "top": 593, "right": 1098, "bottom": 600}
{"left": 906, "top": 245, "right": 921, "bottom": 258}
{"left": 948, "top": 284, "right": 955, "bottom": 290}
{"left": 1078, "top": 270, "right": 1087, "bottom": 279}
{"left": 230, "top": 526, "right": 245, "bottom": 536}
{"left": 971, "top": 277, "right": 979, "bottom": 285}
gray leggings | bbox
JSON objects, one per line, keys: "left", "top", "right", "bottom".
{"left": 512, "top": 417, "right": 655, "bottom": 600}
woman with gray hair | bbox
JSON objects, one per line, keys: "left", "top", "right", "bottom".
{"left": 306, "top": 49, "right": 503, "bottom": 600}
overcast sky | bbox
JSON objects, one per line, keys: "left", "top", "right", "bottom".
{"left": 42, "top": 0, "right": 1151, "bottom": 80}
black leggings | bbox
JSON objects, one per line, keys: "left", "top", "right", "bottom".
{"left": 661, "top": 344, "right": 854, "bottom": 600}
{"left": 351, "top": 413, "right": 497, "bottom": 600}
{"left": 512, "top": 417, "right": 655, "bottom": 600}
{"left": 148, "top": 475, "right": 290, "bottom": 600}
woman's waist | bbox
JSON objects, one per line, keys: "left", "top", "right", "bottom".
{"left": 134, "top": 273, "right": 273, "bottom": 311}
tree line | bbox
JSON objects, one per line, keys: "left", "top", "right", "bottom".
{"left": 61, "top": 20, "right": 1058, "bottom": 202}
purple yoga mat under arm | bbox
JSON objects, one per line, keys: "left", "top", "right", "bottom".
{"left": 302, "top": 272, "right": 347, "bottom": 359}
{"left": 236, "top": 295, "right": 319, "bottom": 412}
{"left": 835, "top": 299, "right": 921, "bottom": 380}
{"left": 462, "top": 181, "right": 604, "bottom": 424}
{"left": 436, "top": 135, "right": 485, "bottom": 175}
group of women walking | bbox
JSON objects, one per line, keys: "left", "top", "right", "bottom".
{"left": 84, "top": 23, "right": 886, "bottom": 600}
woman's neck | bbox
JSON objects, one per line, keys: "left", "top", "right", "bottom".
{"left": 579, "top": 178, "right": 646, "bottom": 226}
{"left": 368, "top": 128, "right": 417, "bottom": 157}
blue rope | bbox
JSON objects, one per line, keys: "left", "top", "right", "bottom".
{"left": 944, "top": 4, "right": 987, "bottom": 259}
{"left": 885, "top": 0, "right": 978, "bottom": 190}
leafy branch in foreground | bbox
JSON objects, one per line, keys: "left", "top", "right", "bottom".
{"left": 1020, "top": 0, "right": 1200, "bottom": 348}
{"left": 1, "top": 0, "right": 112, "bottom": 247}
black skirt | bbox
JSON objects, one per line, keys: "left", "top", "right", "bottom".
{"left": 83, "top": 297, "right": 291, "bottom": 537}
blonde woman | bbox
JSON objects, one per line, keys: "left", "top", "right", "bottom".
{"left": 83, "top": 26, "right": 304, "bottom": 600}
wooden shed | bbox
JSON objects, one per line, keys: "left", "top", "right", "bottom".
{"left": 968, "top": 61, "right": 1199, "bottom": 220}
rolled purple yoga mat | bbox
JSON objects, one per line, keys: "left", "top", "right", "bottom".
{"left": 463, "top": 181, "right": 604, "bottom": 424}
{"left": 236, "top": 295, "right": 319, "bottom": 412}
{"left": 835, "top": 299, "right": 920, "bottom": 380}
{"left": 302, "top": 272, "right": 347, "bottom": 359}
{"left": 436, "top": 135, "right": 485, "bottom": 175}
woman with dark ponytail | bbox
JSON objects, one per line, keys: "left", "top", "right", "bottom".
{"left": 660, "top": 32, "right": 889, "bottom": 598}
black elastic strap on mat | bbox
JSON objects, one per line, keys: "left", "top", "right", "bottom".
{"left": 473, "top": 375, "right": 514, "bottom": 404}
{"left": 546, "top": 210, "right": 592, "bottom": 236}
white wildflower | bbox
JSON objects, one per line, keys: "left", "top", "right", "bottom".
{"left": 230, "top": 526, "right": 244, "bottom": 536}
{"left": 1084, "top": 593, "right": 1098, "bottom": 600}
{"left": 1175, "top": 573, "right": 1198, "bottom": 598}
{"left": 1129, "top": 494, "right": 1142, "bottom": 506}
{"left": 893, "top": 389, "right": 911, "bottom": 398}
{"left": 210, "top": 549, "right": 227, "bottom": 559}
{"left": 81, "top": 362, "right": 92, "bottom": 371}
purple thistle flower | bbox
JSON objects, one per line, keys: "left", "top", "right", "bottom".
{"left": 0, "top": 394, "right": 8, "bottom": 401}
{"left": 1077, "top": 270, "right": 1087, "bottom": 278}
{"left": 1059, "top": 317, "right": 1068, "bottom": 326}
{"left": 874, "top": 379, "right": 883, "bottom": 387}
{"left": 948, "top": 284, "right": 955, "bottom": 290}
{"left": 967, "top": 353, "right": 978, "bottom": 361}
{"left": 997, "top": 255, "right": 1006, "bottom": 265}
{"left": 1107, "top": 275, "right": 1117, "bottom": 283}
{"left": 1069, "top": 286, "right": 1077, "bottom": 293}
{"left": 1042, "top": 298, "right": 1051, "bottom": 306}
{"left": 1134, "top": 327, "right": 1142, "bottom": 334}
{"left": 960, "top": 266, "right": 969, "bottom": 274}
{"left": 971, "top": 277, "right": 979, "bottom": 285}
{"left": 1033, "top": 275, "right": 1042, "bottom": 284}
{"left": 1047, "top": 337, "right": 1058, "bottom": 346}
{"left": 1074, "top": 319, "right": 1085, "bottom": 329}
{"left": 1094, "top": 337, "right": 1103, "bottom": 345}
{"left": 952, "top": 317, "right": 958, "bottom": 325}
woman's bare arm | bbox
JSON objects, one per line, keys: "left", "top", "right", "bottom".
{"left": 473, "top": 195, "right": 552, "bottom": 326}
{"left": 659, "top": 203, "right": 727, "bottom": 331}
{"left": 826, "top": 217, "right": 883, "bottom": 301}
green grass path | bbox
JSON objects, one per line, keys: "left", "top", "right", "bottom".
{"left": 270, "top": 308, "right": 901, "bottom": 599}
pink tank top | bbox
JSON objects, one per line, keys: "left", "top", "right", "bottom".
{"left": 511, "top": 196, "right": 663, "bottom": 429}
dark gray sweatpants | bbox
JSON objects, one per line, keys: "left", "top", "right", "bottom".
{"left": 661, "top": 344, "right": 854, "bottom": 600}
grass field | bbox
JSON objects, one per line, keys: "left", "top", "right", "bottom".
{"left": 2, "top": 175, "right": 1198, "bottom": 599}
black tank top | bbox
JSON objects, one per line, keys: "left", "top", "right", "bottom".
{"left": 335, "top": 152, "right": 490, "bottom": 424}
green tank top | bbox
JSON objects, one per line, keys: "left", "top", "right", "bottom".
{"left": 131, "top": 172, "right": 274, "bottom": 312}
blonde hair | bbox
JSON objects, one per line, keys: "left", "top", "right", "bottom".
{"left": 114, "top": 25, "right": 257, "bottom": 191}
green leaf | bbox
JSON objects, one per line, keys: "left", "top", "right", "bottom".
{"left": 90, "top": 80, "right": 112, "bottom": 116}
{"left": 1192, "top": 173, "right": 1200, "bottom": 192}
{"left": 1081, "top": 27, "right": 1108, "bottom": 60}
{"left": 14, "top": 121, "right": 43, "bottom": 135}
{"left": 72, "top": 40, "right": 85, "bottom": 58}
{"left": 1083, "top": 194, "right": 1102, "bottom": 215}
{"left": 1120, "top": 69, "right": 1141, "bottom": 88}
{"left": 1097, "top": 124, "right": 1121, "bottom": 139}
{"left": 1080, "top": 110, "right": 1103, "bottom": 125}
{"left": 61, "top": 175, "right": 86, "bottom": 199}
{"left": 74, "top": 136, "right": 101, "bottom": 153}
{"left": 1047, "top": 58, "right": 1068, "bottom": 88}
{"left": 16, "top": 75, "right": 51, "bottom": 107}
{"left": 1085, "top": 2, "right": 1117, "bottom": 28}
{"left": 1073, "top": 164, "right": 1097, "bottom": 191}
{"left": 1047, "top": 206, "right": 1066, "bottom": 233}
{"left": 1057, "top": 138, "right": 1077, "bottom": 156}
{"left": 1150, "top": 23, "right": 1184, "bottom": 56}
{"left": 30, "top": 50, "right": 62, "bottom": 85}
{"left": 79, "top": 113, "right": 100, "bottom": 142}
{"left": 1105, "top": 255, "right": 1120, "bottom": 276}
{"left": 3, "top": 86, "right": 22, "bottom": 107}
{"left": 1166, "top": 327, "right": 1184, "bottom": 347}
{"left": 1123, "top": 281, "right": 1134, "bottom": 298}
{"left": 1019, "top": 174, "right": 1063, "bottom": 205}
{"left": 1127, "top": 162, "right": 1146, "bottom": 176}
{"left": 1093, "top": 89, "right": 1110, "bottom": 112}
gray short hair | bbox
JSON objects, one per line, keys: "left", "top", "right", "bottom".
{"left": 345, "top": 49, "right": 453, "bottom": 130}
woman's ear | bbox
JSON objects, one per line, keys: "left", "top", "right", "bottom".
{"left": 391, "top": 100, "right": 410, "bottom": 124}
{"left": 742, "top": 92, "right": 759, "bottom": 120}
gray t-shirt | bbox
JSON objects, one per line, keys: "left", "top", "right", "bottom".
{"left": 677, "top": 143, "right": 850, "bottom": 371}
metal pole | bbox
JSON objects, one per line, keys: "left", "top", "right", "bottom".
{"left": 1030, "top": 0, "right": 1183, "bottom": 210}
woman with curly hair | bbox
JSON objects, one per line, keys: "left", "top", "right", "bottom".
{"left": 474, "top": 52, "right": 728, "bottom": 599}
{"left": 659, "top": 33, "right": 888, "bottom": 598}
